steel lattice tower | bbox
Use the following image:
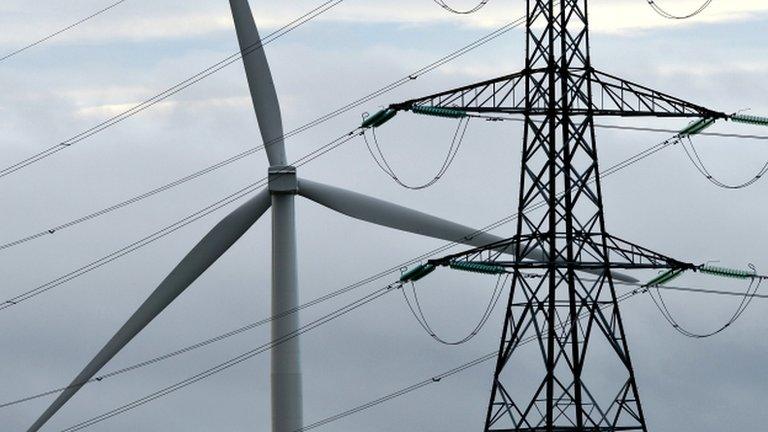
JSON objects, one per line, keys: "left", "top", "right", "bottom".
{"left": 484, "top": 1, "right": 646, "bottom": 429}
{"left": 388, "top": 0, "right": 732, "bottom": 430}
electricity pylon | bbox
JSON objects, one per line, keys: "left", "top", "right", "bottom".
{"left": 384, "top": 1, "right": 761, "bottom": 431}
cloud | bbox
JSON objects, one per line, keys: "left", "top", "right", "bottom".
{"left": 657, "top": 60, "right": 768, "bottom": 78}
{"left": 1, "top": 0, "right": 768, "bottom": 48}
{"left": 71, "top": 95, "right": 251, "bottom": 119}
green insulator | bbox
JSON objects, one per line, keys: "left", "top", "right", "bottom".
{"left": 411, "top": 264, "right": 436, "bottom": 281}
{"left": 699, "top": 265, "right": 753, "bottom": 279}
{"left": 361, "top": 109, "right": 387, "bottom": 128}
{"left": 731, "top": 114, "right": 768, "bottom": 127}
{"left": 372, "top": 109, "right": 397, "bottom": 127}
{"left": 362, "top": 108, "right": 397, "bottom": 129}
{"left": 411, "top": 105, "right": 467, "bottom": 119}
{"left": 645, "top": 268, "right": 685, "bottom": 287}
{"left": 449, "top": 260, "right": 505, "bottom": 275}
{"left": 679, "top": 118, "right": 716, "bottom": 137}
{"left": 399, "top": 263, "right": 436, "bottom": 283}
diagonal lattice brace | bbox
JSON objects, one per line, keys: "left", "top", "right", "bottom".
{"left": 390, "top": 68, "right": 532, "bottom": 114}
{"left": 588, "top": 69, "right": 727, "bottom": 118}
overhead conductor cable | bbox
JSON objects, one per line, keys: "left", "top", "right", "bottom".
{"left": 679, "top": 114, "right": 768, "bottom": 189}
{"left": 362, "top": 107, "right": 469, "bottom": 190}
{"left": 432, "top": 0, "right": 492, "bottom": 15}
{"left": 645, "top": 263, "right": 766, "bottom": 338}
{"left": 0, "top": 0, "right": 345, "bottom": 180}
{"left": 0, "top": 0, "right": 131, "bottom": 63}
{"left": 0, "top": 15, "right": 530, "bottom": 252}
{"left": 646, "top": 0, "right": 713, "bottom": 20}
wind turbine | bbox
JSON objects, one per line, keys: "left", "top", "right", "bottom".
{"left": 26, "top": 2, "right": 635, "bottom": 431}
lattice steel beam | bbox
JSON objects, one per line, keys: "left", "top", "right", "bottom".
{"left": 391, "top": 68, "right": 726, "bottom": 119}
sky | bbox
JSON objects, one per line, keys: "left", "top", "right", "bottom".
{"left": 0, "top": 0, "right": 767, "bottom": 431}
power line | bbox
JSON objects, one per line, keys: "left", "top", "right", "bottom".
{"left": 0, "top": 134, "right": 691, "bottom": 416}
{"left": 0, "top": 0, "right": 131, "bottom": 63}
{"left": 13, "top": 7, "right": 751, "bottom": 256}
{"left": 5, "top": 263, "right": 764, "bottom": 411}
{"left": 635, "top": 282, "right": 768, "bottom": 299}
{"left": 297, "top": 287, "right": 646, "bottom": 431}
{"left": 0, "top": 134, "right": 688, "bottom": 406}
{"left": 648, "top": 274, "right": 763, "bottom": 338}
{"left": 0, "top": 131, "right": 679, "bottom": 312}
{"left": 646, "top": 0, "right": 713, "bottom": 20}
{"left": 300, "top": 351, "right": 499, "bottom": 431}
{"left": 0, "top": 145, "right": 266, "bottom": 251}
{"left": 58, "top": 283, "right": 399, "bottom": 432}
{"left": 6, "top": 113, "right": 760, "bottom": 255}
{"left": 298, "top": 278, "right": 768, "bottom": 431}
{"left": 401, "top": 273, "right": 509, "bottom": 345}
{"left": 363, "top": 116, "right": 469, "bottom": 190}
{"left": 594, "top": 123, "right": 768, "bottom": 141}
{"left": 680, "top": 137, "right": 768, "bottom": 189}
{"left": 585, "top": 277, "right": 768, "bottom": 338}
{"left": 12, "top": 279, "right": 639, "bottom": 427}
{"left": 0, "top": 14, "right": 529, "bottom": 252}
{"left": 0, "top": 264, "right": 402, "bottom": 409}
{"left": 432, "top": 0, "right": 491, "bottom": 14}
{"left": 0, "top": 130, "right": 362, "bottom": 311}
{"left": 0, "top": 0, "right": 344, "bottom": 180}
{"left": 467, "top": 113, "right": 768, "bottom": 141}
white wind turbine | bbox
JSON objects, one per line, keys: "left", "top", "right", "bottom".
{"left": 26, "top": 2, "right": 634, "bottom": 431}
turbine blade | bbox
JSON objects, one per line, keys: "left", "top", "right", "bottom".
{"left": 298, "top": 178, "right": 509, "bottom": 250}
{"left": 230, "top": 0, "right": 287, "bottom": 166}
{"left": 297, "top": 179, "right": 638, "bottom": 283}
{"left": 26, "top": 189, "right": 271, "bottom": 432}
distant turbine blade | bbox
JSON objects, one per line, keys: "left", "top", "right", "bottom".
{"left": 298, "top": 179, "right": 638, "bottom": 283}
{"left": 230, "top": 0, "right": 287, "bottom": 166}
{"left": 26, "top": 189, "right": 272, "bottom": 432}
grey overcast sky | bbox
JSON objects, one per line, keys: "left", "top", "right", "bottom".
{"left": 1, "top": 0, "right": 767, "bottom": 431}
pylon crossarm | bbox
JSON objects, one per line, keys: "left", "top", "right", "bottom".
{"left": 428, "top": 232, "right": 768, "bottom": 288}
{"left": 385, "top": 67, "right": 733, "bottom": 120}
{"left": 430, "top": 233, "right": 692, "bottom": 268}
{"left": 424, "top": 234, "right": 671, "bottom": 282}
{"left": 434, "top": 260, "right": 687, "bottom": 271}
{"left": 588, "top": 69, "right": 728, "bottom": 118}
